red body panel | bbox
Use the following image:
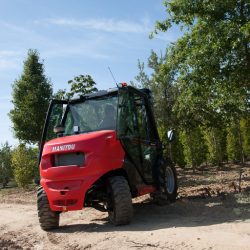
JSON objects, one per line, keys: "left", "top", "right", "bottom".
{"left": 137, "top": 185, "right": 156, "bottom": 196}
{"left": 40, "top": 130, "right": 125, "bottom": 211}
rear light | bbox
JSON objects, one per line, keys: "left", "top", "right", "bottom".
{"left": 40, "top": 157, "right": 51, "bottom": 170}
{"left": 118, "top": 82, "right": 128, "bottom": 87}
{"left": 52, "top": 152, "right": 85, "bottom": 167}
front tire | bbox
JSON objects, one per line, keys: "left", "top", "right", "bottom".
{"left": 37, "top": 186, "right": 59, "bottom": 231}
{"left": 159, "top": 161, "right": 178, "bottom": 201}
{"left": 107, "top": 176, "right": 133, "bottom": 226}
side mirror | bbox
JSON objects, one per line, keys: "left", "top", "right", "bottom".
{"left": 167, "top": 129, "right": 174, "bottom": 142}
{"left": 53, "top": 124, "right": 65, "bottom": 135}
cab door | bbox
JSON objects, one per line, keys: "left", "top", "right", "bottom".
{"left": 133, "top": 93, "right": 160, "bottom": 181}
{"left": 39, "top": 100, "right": 67, "bottom": 163}
{"left": 117, "top": 87, "right": 160, "bottom": 183}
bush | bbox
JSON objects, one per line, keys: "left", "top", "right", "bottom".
{"left": 11, "top": 144, "right": 37, "bottom": 187}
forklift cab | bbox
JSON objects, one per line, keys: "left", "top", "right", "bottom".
{"left": 40, "top": 85, "right": 161, "bottom": 184}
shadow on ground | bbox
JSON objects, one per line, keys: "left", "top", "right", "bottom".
{"left": 54, "top": 192, "right": 250, "bottom": 233}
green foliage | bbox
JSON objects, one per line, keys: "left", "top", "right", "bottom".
{"left": 54, "top": 75, "right": 98, "bottom": 100}
{"left": 67, "top": 74, "right": 98, "bottom": 98}
{"left": 11, "top": 144, "right": 37, "bottom": 187}
{"left": 240, "top": 117, "right": 250, "bottom": 160}
{"left": 204, "top": 128, "right": 227, "bottom": 166}
{"left": 0, "top": 142, "right": 12, "bottom": 187}
{"left": 154, "top": 0, "right": 249, "bottom": 125}
{"left": 226, "top": 118, "right": 250, "bottom": 162}
{"left": 171, "top": 131, "right": 186, "bottom": 168}
{"left": 53, "top": 89, "right": 68, "bottom": 100}
{"left": 179, "top": 127, "right": 208, "bottom": 169}
{"left": 9, "top": 49, "right": 52, "bottom": 144}
{"left": 133, "top": 0, "right": 250, "bottom": 169}
{"left": 226, "top": 122, "right": 241, "bottom": 162}
{"left": 32, "top": 147, "right": 39, "bottom": 181}
{"left": 132, "top": 50, "right": 179, "bottom": 128}
{"left": 132, "top": 51, "right": 187, "bottom": 167}
{"left": 130, "top": 60, "right": 151, "bottom": 89}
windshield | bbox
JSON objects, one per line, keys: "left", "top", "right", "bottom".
{"left": 64, "top": 95, "right": 118, "bottom": 135}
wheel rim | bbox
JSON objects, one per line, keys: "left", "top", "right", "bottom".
{"left": 165, "top": 166, "right": 175, "bottom": 194}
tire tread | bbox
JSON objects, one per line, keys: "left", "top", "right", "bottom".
{"left": 108, "top": 176, "right": 133, "bottom": 226}
{"left": 37, "top": 186, "right": 59, "bottom": 231}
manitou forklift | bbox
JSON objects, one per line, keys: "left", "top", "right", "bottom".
{"left": 37, "top": 84, "right": 177, "bottom": 230}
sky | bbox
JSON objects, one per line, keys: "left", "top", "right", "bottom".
{"left": 0, "top": 0, "right": 182, "bottom": 146}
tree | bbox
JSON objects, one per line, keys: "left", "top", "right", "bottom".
{"left": 131, "top": 51, "right": 185, "bottom": 163}
{"left": 131, "top": 50, "right": 178, "bottom": 128}
{"left": 54, "top": 75, "right": 98, "bottom": 100}
{"left": 130, "top": 60, "right": 151, "bottom": 89}
{"left": 9, "top": 49, "right": 52, "bottom": 144}
{"left": 67, "top": 74, "right": 98, "bottom": 98}
{"left": 226, "top": 122, "right": 241, "bottom": 162}
{"left": 153, "top": 0, "right": 249, "bottom": 125}
{"left": 11, "top": 144, "right": 37, "bottom": 187}
{"left": 0, "top": 142, "right": 12, "bottom": 187}
{"left": 179, "top": 127, "right": 208, "bottom": 171}
{"left": 240, "top": 117, "right": 250, "bottom": 160}
{"left": 204, "top": 127, "right": 227, "bottom": 167}
{"left": 150, "top": 1, "right": 250, "bottom": 168}
{"left": 53, "top": 89, "right": 68, "bottom": 100}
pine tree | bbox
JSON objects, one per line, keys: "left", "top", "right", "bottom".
{"left": 9, "top": 49, "right": 52, "bottom": 144}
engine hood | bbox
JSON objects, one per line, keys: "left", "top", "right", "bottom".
{"left": 43, "top": 130, "right": 117, "bottom": 155}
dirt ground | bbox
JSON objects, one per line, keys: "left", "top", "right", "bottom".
{"left": 0, "top": 163, "right": 249, "bottom": 250}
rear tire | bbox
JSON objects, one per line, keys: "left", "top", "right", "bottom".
{"left": 159, "top": 160, "right": 178, "bottom": 201}
{"left": 107, "top": 176, "right": 133, "bottom": 226}
{"left": 37, "top": 186, "right": 59, "bottom": 231}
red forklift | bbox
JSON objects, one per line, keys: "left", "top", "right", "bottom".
{"left": 37, "top": 84, "right": 177, "bottom": 230}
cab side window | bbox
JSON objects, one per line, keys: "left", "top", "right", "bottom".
{"left": 134, "top": 95, "right": 155, "bottom": 142}
{"left": 117, "top": 89, "right": 138, "bottom": 137}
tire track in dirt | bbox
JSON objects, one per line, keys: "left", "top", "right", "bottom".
{"left": 0, "top": 184, "right": 250, "bottom": 250}
{"left": 0, "top": 230, "right": 37, "bottom": 250}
